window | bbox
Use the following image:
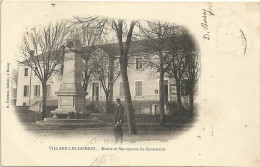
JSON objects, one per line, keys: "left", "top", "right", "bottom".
{"left": 24, "top": 68, "right": 28, "bottom": 76}
{"left": 136, "top": 58, "right": 142, "bottom": 70}
{"left": 34, "top": 85, "right": 40, "bottom": 96}
{"left": 135, "top": 81, "right": 142, "bottom": 96}
{"left": 23, "top": 85, "right": 29, "bottom": 97}
{"left": 92, "top": 82, "right": 99, "bottom": 101}
{"left": 119, "top": 82, "right": 124, "bottom": 97}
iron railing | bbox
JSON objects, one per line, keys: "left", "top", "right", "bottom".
{"left": 89, "top": 95, "right": 160, "bottom": 102}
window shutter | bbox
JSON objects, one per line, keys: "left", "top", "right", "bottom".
{"left": 135, "top": 81, "right": 142, "bottom": 96}
{"left": 38, "top": 85, "right": 41, "bottom": 96}
{"left": 34, "top": 85, "right": 40, "bottom": 96}
{"left": 27, "top": 86, "right": 29, "bottom": 96}
{"left": 24, "top": 68, "right": 28, "bottom": 76}
{"left": 34, "top": 85, "right": 36, "bottom": 96}
{"left": 24, "top": 85, "right": 29, "bottom": 97}
{"left": 24, "top": 86, "right": 27, "bottom": 96}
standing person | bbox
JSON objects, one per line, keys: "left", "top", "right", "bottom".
{"left": 114, "top": 98, "right": 124, "bottom": 143}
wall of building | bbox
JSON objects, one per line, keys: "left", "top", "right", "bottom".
{"left": 16, "top": 53, "right": 191, "bottom": 115}
{"left": 16, "top": 64, "right": 61, "bottom": 108}
{"left": 85, "top": 55, "right": 175, "bottom": 115}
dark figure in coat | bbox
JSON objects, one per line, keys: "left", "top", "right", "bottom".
{"left": 114, "top": 98, "right": 124, "bottom": 143}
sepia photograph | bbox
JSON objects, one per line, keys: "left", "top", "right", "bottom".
{"left": 1, "top": 1, "right": 260, "bottom": 166}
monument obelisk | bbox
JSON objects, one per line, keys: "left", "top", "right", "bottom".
{"left": 51, "top": 39, "right": 87, "bottom": 119}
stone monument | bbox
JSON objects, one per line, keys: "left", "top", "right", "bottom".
{"left": 51, "top": 39, "right": 88, "bottom": 119}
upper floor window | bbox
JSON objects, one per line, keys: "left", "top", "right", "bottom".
{"left": 24, "top": 68, "right": 28, "bottom": 76}
{"left": 136, "top": 58, "right": 142, "bottom": 70}
{"left": 135, "top": 81, "right": 143, "bottom": 97}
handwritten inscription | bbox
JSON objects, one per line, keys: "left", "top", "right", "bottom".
{"left": 240, "top": 29, "right": 247, "bottom": 55}
{"left": 201, "top": 9, "right": 214, "bottom": 40}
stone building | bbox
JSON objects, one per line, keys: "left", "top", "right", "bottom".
{"left": 16, "top": 42, "right": 190, "bottom": 115}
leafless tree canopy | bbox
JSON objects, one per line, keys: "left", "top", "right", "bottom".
{"left": 92, "top": 49, "right": 121, "bottom": 95}
{"left": 18, "top": 15, "right": 200, "bottom": 124}
{"left": 19, "top": 21, "right": 69, "bottom": 82}
{"left": 18, "top": 21, "right": 70, "bottom": 120}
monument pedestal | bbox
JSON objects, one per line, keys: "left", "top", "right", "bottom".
{"left": 52, "top": 90, "right": 89, "bottom": 119}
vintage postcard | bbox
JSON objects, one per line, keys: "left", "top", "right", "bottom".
{"left": 1, "top": 1, "right": 260, "bottom": 166}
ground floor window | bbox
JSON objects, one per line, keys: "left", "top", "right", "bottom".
{"left": 135, "top": 81, "right": 143, "bottom": 97}
{"left": 92, "top": 82, "right": 99, "bottom": 101}
{"left": 23, "top": 85, "right": 29, "bottom": 97}
{"left": 34, "top": 85, "right": 40, "bottom": 96}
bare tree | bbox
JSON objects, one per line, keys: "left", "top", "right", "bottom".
{"left": 112, "top": 19, "right": 137, "bottom": 134}
{"left": 81, "top": 47, "right": 96, "bottom": 93}
{"left": 166, "top": 29, "right": 188, "bottom": 114}
{"left": 69, "top": 16, "right": 107, "bottom": 93}
{"left": 184, "top": 34, "right": 200, "bottom": 115}
{"left": 68, "top": 16, "right": 137, "bottom": 134}
{"left": 167, "top": 30, "right": 200, "bottom": 115}
{"left": 18, "top": 22, "right": 69, "bottom": 120}
{"left": 92, "top": 49, "right": 120, "bottom": 114}
{"left": 137, "top": 21, "right": 178, "bottom": 125}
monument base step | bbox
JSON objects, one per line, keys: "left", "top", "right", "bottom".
{"left": 36, "top": 117, "right": 105, "bottom": 128}
{"left": 44, "top": 117, "right": 97, "bottom": 123}
{"left": 50, "top": 109, "right": 91, "bottom": 119}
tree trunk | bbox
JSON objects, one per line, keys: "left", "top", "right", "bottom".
{"left": 41, "top": 81, "right": 47, "bottom": 120}
{"left": 114, "top": 20, "right": 137, "bottom": 135}
{"left": 83, "top": 71, "right": 89, "bottom": 94}
{"left": 189, "top": 87, "right": 194, "bottom": 116}
{"left": 176, "top": 78, "right": 182, "bottom": 114}
{"left": 159, "top": 72, "right": 165, "bottom": 125}
{"left": 105, "top": 93, "right": 110, "bottom": 114}
{"left": 108, "top": 57, "right": 114, "bottom": 102}
{"left": 120, "top": 61, "right": 137, "bottom": 134}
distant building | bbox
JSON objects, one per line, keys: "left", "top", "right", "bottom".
{"left": 16, "top": 42, "right": 191, "bottom": 115}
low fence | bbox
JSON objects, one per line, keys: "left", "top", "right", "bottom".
{"left": 90, "top": 95, "right": 160, "bottom": 102}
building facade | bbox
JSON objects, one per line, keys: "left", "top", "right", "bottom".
{"left": 16, "top": 44, "right": 190, "bottom": 115}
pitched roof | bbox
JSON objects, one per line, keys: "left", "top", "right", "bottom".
{"left": 81, "top": 39, "right": 158, "bottom": 57}
{"left": 21, "top": 50, "right": 63, "bottom": 64}
{"left": 21, "top": 35, "right": 188, "bottom": 64}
